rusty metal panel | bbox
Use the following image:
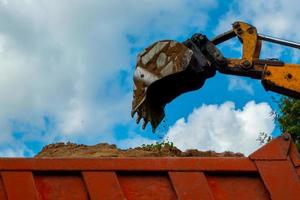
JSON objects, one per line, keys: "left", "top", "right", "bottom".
{"left": 34, "top": 174, "right": 89, "bottom": 200}
{"left": 250, "top": 133, "right": 291, "bottom": 160}
{"left": 1, "top": 172, "right": 39, "bottom": 200}
{"left": 0, "top": 134, "right": 298, "bottom": 199}
{"left": 255, "top": 159, "right": 300, "bottom": 200}
{"left": 297, "top": 167, "right": 300, "bottom": 176}
{"left": 82, "top": 171, "right": 124, "bottom": 200}
{"left": 0, "top": 177, "right": 7, "bottom": 200}
{"left": 207, "top": 175, "right": 270, "bottom": 200}
{"left": 169, "top": 172, "right": 214, "bottom": 200}
{"left": 118, "top": 173, "right": 177, "bottom": 200}
{"left": 289, "top": 142, "right": 300, "bottom": 167}
{"left": 0, "top": 157, "right": 256, "bottom": 172}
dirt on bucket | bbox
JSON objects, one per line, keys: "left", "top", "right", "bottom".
{"left": 36, "top": 142, "right": 244, "bottom": 158}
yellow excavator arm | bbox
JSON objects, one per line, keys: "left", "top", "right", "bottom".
{"left": 131, "top": 21, "right": 300, "bottom": 132}
{"left": 212, "top": 21, "right": 300, "bottom": 99}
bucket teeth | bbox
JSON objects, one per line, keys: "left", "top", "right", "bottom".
{"left": 152, "top": 126, "right": 156, "bottom": 133}
{"left": 136, "top": 114, "right": 142, "bottom": 124}
{"left": 131, "top": 110, "right": 136, "bottom": 118}
{"left": 142, "top": 119, "right": 148, "bottom": 129}
{"left": 132, "top": 98, "right": 165, "bottom": 132}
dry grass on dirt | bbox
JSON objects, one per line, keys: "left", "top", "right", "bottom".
{"left": 36, "top": 142, "right": 244, "bottom": 158}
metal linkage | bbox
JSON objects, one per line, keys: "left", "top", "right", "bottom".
{"left": 258, "top": 34, "right": 300, "bottom": 49}
{"left": 211, "top": 30, "right": 236, "bottom": 45}
{"left": 211, "top": 29, "right": 300, "bottom": 50}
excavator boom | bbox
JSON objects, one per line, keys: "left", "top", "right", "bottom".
{"left": 211, "top": 22, "right": 300, "bottom": 99}
{"left": 132, "top": 21, "right": 300, "bottom": 132}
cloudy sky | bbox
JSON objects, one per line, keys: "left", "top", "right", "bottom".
{"left": 0, "top": 0, "right": 298, "bottom": 156}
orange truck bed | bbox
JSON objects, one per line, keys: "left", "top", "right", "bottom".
{"left": 0, "top": 133, "right": 299, "bottom": 200}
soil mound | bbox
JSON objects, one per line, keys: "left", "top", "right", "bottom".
{"left": 36, "top": 142, "right": 244, "bottom": 157}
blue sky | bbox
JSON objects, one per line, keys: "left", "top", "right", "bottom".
{"left": 0, "top": 0, "right": 299, "bottom": 156}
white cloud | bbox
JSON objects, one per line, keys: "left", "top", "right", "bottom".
{"left": 117, "top": 133, "right": 156, "bottom": 149}
{"left": 228, "top": 77, "right": 254, "bottom": 95}
{"left": 0, "top": 0, "right": 217, "bottom": 156}
{"left": 216, "top": 0, "right": 300, "bottom": 37}
{"left": 164, "top": 101, "right": 275, "bottom": 155}
{"left": 0, "top": 148, "right": 23, "bottom": 157}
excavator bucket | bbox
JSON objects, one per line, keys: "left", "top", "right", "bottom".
{"left": 131, "top": 35, "right": 225, "bottom": 132}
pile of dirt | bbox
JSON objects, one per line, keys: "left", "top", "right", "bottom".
{"left": 36, "top": 142, "right": 244, "bottom": 157}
